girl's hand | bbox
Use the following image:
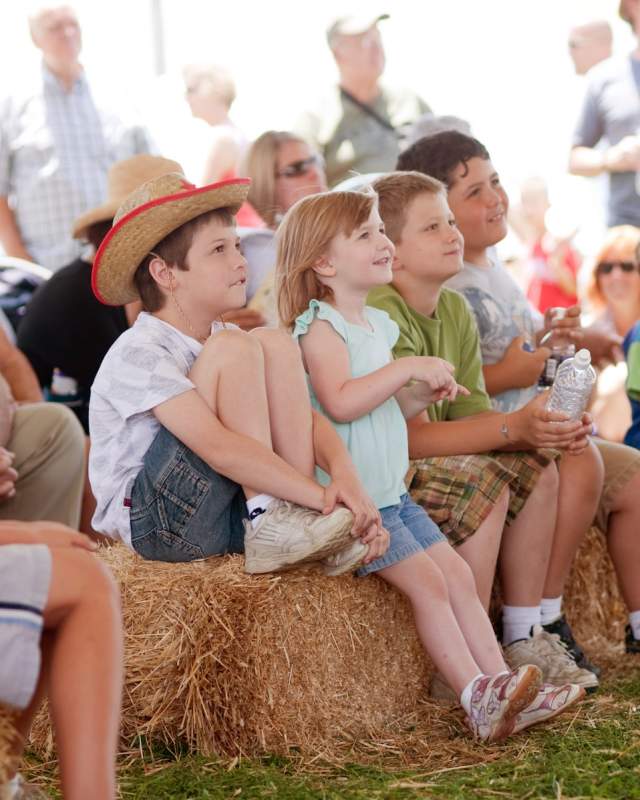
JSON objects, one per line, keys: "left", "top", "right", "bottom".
{"left": 322, "top": 471, "right": 382, "bottom": 539}
{"left": 362, "top": 526, "right": 390, "bottom": 564}
{"left": 411, "top": 379, "right": 470, "bottom": 406}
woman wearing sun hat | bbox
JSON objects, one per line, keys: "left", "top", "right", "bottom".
{"left": 17, "top": 155, "right": 183, "bottom": 434}
{"left": 88, "top": 170, "right": 387, "bottom": 572}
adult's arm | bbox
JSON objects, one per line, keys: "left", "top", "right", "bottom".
{"left": 0, "top": 326, "right": 42, "bottom": 402}
{"left": 0, "top": 197, "right": 31, "bottom": 261}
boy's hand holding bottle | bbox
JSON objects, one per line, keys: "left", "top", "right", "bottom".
{"left": 508, "top": 393, "right": 592, "bottom": 454}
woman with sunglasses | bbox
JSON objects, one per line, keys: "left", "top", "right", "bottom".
{"left": 241, "top": 132, "right": 328, "bottom": 322}
{"left": 586, "top": 225, "right": 640, "bottom": 442}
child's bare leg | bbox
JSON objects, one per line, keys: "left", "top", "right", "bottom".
{"left": 43, "top": 548, "right": 122, "bottom": 800}
{"left": 500, "top": 463, "right": 558, "bottom": 606}
{"left": 249, "top": 328, "right": 315, "bottom": 477}
{"left": 606, "top": 470, "right": 640, "bottom": 612}
{"left": 454, "top": 487, "right": 509, "bottom": 610}
{"left": 543, "top": 442, "right": 603, "bottom": 598}
{"left": 378, "top": 552, "right": 491, "bottom": 695}
{"left": 427, "top": 542, "right": 508, "bottom": 675}
{"left": 189, "top": 329, "right": 274, "bottom": 499}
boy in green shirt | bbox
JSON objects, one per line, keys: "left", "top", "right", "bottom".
{"left": 395, "top": 129, "right": 640, "bottom": 660}
{"left": 369, "top": 170, "right": 597, "bottom": 693}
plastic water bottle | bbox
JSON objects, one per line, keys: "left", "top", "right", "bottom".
{"left": 546, "top": 349, "right": 596, "bottom": 421}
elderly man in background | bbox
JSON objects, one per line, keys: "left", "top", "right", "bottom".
{"left": 297, "top": 13, "right": 429, "bottom": 186}
{"left": 0, "top": 4, "right": 153, "bottom": 270}
{"left": 568, "top": 19, "right": 613, "bottom": 76}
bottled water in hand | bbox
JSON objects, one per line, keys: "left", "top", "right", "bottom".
{"left": 546, "top": 349, "right": 596, "bottom": 421}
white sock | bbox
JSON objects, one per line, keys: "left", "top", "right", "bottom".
{"left": 459, "top": 672, "right": 484, "bottom": 715}
{"left": 5, "top": 775, "right": 20, "bottom": 798}
{"left": 502, "top": 605, "right": 541, "bottom": 646}
{"left": 246, "top": 494, "right": 275, "bottom": 528}
{"left": 540, "top": 596, "right": 563, "bottom": 626}
{"left": 629, "top": 610, "right": 640, "bottom": 640}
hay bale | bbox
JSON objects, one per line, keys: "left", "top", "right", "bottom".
{"left": 32, "top": 547, "right": 428, "bottom": 758}
{"left": 0, "top": 707, "right": 16, "bottom": 785}
{"left": 28, "top": 526, "right": 629, "bottom": 761}
{"left": 564, "top": 526, "right": 627, "bottom": 647}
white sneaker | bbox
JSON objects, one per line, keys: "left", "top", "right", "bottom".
{"left": 321, "top": 538, "right": 368, "bottom": 576}
{"left": 504, "top": 624, "right": 599, "bottom": 692}
{"left": 244, "top": 500, "right": 354, "bottom": 574}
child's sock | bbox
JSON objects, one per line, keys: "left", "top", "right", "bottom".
{"left": 629, "top": 610, "right": 640, "bottom": 640}
{"left": 246, "top": 494, "right": 276, "bottom": 528}
{"left": 459, "top": 673, "right": 485, "bottom": 715}
{"left": 502, "top": 605, "right": 541, "bottom": 646}
{"left": 4, "top": 775, "right": 20, "bottom": 799}
{"left": 540, "top": 596, "right": 563, "bottom": 626}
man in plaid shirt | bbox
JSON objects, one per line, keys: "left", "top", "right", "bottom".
{"left": 0, "top": 4, "right": 153, "bottom": 271}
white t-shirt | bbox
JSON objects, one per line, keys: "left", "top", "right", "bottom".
{"left": 89, "top": 313, "right": 225, "bottom": 547}
{"left": 445, "top": 258, "right": 544, "bottom": 413}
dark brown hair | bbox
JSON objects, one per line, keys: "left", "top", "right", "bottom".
{"left": 133, "top": 207, "right": 234, "bottom": 311}
{"left": 397, "top": 131, "right": 490, "bottom": 188}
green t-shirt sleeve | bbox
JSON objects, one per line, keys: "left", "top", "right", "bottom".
{"left": 627, "top": 340, "right": 640, "bottom": 401}
{"left": 444, "top": 292, "right": 492, "bottom": 420}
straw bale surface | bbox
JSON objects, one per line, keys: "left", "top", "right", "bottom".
{"left": 33, "top": 546, "right": 428, "bottom": 758}
{"left": 0, "top": 708, "right": 16, "bottom": 784}
{"left": 29, "top": 525, "right": 630, "bottom": 761}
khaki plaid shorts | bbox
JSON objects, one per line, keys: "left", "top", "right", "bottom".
{"left": 408, "top": 449, "right": 559, "bottom": 547}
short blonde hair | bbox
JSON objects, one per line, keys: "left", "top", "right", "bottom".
{"left": 587, "top": 225, "right": 640, "bottom": 310}
{"left": 182, "top": 63, "right": 236, "bottom": 108}
{"left": 276, "top": 190, "right": 376, "bottom": 329}
{"left": 244, "top": 131, "right": 306, "bottom": 229}
{"left": 373, "top": 171, "right": 445, "bottom": 244}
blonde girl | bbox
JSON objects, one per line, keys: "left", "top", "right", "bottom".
{"left": 276, "top": 190, "right": 584, "bottom": 742}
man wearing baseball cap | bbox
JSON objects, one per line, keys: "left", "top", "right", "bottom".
{"left": 296, "top": 13, "right": 429, "bottom": 186}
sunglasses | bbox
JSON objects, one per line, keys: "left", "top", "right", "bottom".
{"left": 596, "top": 261, "right": 639, "bottom": 275}
{"left": 276, "top": 155, "right": 323, "bottom": 179}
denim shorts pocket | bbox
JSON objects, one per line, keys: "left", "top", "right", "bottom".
{"left": 130, "top": 453, "right": 210, "bottom": 562}
{"left": 155, "top": 459, "right": 210, "bottom": 535}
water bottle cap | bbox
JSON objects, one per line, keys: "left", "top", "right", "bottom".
{"left": 574, "top": 348, "right": 591, "bottom": 368}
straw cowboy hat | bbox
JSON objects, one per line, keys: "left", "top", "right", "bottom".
{"left": 92, "top": 173, "right": 250, "bottom": 306}
{"left": 72, "top": 154, "right": 183, "bottom": 240}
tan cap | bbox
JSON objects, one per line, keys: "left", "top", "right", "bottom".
{"left": 72, "top": 154, "right": 183, "bottom": 240}
{"left": 326, "top": 13, "right": 389, "bottom": 46}
{"left": 92, "top": 174, "right": 250, "bottom": 306}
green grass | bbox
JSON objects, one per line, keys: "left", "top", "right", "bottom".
{"left": 27, "top": 676, "right": 640, "bottom": 800}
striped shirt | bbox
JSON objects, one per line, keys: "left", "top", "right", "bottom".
{"left": 0, "top": 63, "right": 153, "bottom": 270}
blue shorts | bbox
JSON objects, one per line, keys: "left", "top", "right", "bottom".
{"left": 130, "top": 426, "right": 248, "bottom": 562}
{"left": 357, "top": 493, "right": 446, "bottom": 577}
{"left": 0, "top": 544, "right": 51, "bottom": 710}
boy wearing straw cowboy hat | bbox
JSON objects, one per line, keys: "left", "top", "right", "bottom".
{"left": 89, "top": 172, "right": 388, "bottom": 572}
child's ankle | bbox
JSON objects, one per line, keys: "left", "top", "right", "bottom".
{"left": 246, "top": 494, "right": 276, "bottom": 528}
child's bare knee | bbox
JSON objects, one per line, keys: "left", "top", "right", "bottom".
{"left": 204, "top": 328, "right": 262, "bottom": 362}
{"left": 250, "top": 326, "right": 298, "bottom": 356}
{"left": 533, "top": 462, "right": 560, "bottom": 499}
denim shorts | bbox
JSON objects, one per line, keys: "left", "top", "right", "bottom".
{"left": 0, "top": 544, "right": 51, "bottom": 710}
{"left": 130, "top": 426, "right": 248, "bottom": 562}
{"left": 357, "top": 493, "right": 446, "bottom": 576}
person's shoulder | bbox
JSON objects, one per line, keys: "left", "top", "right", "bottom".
{"left": 380, "top": 84, "right": 429, "bottom": 114}
{"left": 368, "top": 284, "right": 409, "bottom": 314}
{"left": 585, "top": 54, "right": 632, "bottom": 88}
